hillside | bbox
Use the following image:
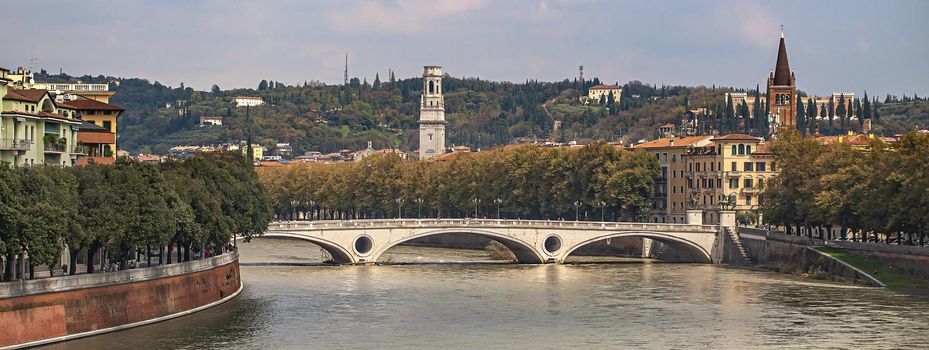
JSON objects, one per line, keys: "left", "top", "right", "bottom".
{"left": 32, "top": 70, "right": 928, "bottom": 155}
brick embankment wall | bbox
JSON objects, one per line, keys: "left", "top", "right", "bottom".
{"left": 0, "top": 253, "right": 241, "bottom": 349}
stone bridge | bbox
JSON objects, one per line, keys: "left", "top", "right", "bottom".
{"left": 262, "top": 218, "right": 726, "bottom": 264}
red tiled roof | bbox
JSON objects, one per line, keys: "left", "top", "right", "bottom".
{"left": 590, "top": 85, "right": 622, "bottom": 90}
{"left": 635, "top": 136, "right": 711, "bottom": 149}
{"left": 711, "top": 134, "right": 760, "bottom": 141}
{"left": 58, "top": 99, "right": 124, "bottom": 111}
{"left": 4, "top": 89, "right": 48, "bottom": 103}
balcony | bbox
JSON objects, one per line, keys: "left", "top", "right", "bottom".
{"left": 43, "top": 142, "right": 78, "bottom": 154}
{"left": 0, "top": 138, "right": 32, "bottom": 151}
{"left": 742, "top": 187, "right": 759, "bottom": 193}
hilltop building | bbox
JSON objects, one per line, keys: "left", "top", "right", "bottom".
{"left": 234, "top": 96, "right": 265, "bottom": 107}
{"left": 200, "top": 115, "right": 223, "bottom": 126}
{"left": 418, "top": 66, "right": 446, "bottom": 160}
{"left": 587, "top": 85, "right": 623, "bottom": 104}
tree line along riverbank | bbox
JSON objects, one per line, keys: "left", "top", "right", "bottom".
{"left": 762, "top": 130, "right": 929, "bottom": 246}
{"left": 0, "top": 152, "right": 272, "bottom": 282}
{"left": 258, "top": 142, "right": 659, "bottom": 222}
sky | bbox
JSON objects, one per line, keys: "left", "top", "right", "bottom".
{"left": 2, "top": 0, "right": 927, "bottom": 98}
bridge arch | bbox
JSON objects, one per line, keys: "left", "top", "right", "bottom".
{"left": 369, "top": 228, "right": 546, "bottom": 264}
{"left": 561, "top": 231, "right": 711, "bottom": 263}
{"left": 257, "top": 232, "right": 356, "bottom": 264}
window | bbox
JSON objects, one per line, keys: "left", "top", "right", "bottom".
{"left": 672, "top": 186, "right": 676, "bottom": 194}
{"left": 103, "top": 121, "right": 112, "bottom": 132}
{"left": 772, "top": 162, "right": 777, "bottom": 171}
{"left": 746, "top": 194, "right": 753, "bottom": 205}
{"left": 716, "top": 179, "right": 721, "bottom": 188}
{"left": 672, "top": 154, "right": 677, "bottom": 162}
{"left": 731, "top": 162, "right": 737, "bottom": 171}
{"left": 710, "top": 162, "right": 715, "bottom": 172}
{"left": 429, "top": 80, "right": 435, "bottom": 94}
{"left": 758, "top": 178, "right": 764, "bottom": 188}
{"left": 738, "top": 144, "right": 745, "bottom": 155}
{"left": 744, "top": 179, "right": 754, "bottom": 188}
{"left": 730, "top": 179, "right": 739, "bottom": 188}
{"left": 731, "top": 145, "right": 737, "bottom": 155}
{"left": 743, "top": 162, "right": 753, "bottom": 172}
{"left": 756, "top": 162, "right": 766, "bottom": 171}
{"left": 689, "top": 163, "right": 693, "bottom": 172}
{"left": 746, "top": 145, "right": 752, "bottom": 154}
{"left": 696, "top": 163, "right": 701, "bottom": 172}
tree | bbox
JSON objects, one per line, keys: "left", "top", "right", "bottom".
{"left": 258, "top": 80, "right": 269, "bottom": 91}
{"left": 806, "top": 98, "right": 817, "bottom": 135}
{"left": 796, "top": 97, "right": 806, "bottom": 134}
{"left": 836, "top": 94, "right": 847, "bottom": 132}
{"left": 211, "top": 84, "right": 222, "bottom": 96}
{"left": 373, "top": 74, "right": 381, "bottom": 89}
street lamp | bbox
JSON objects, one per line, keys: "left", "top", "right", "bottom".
{"left": 573, "top": 201, "right": 582, "bottom": 221}
{"left": 472, "top": 198, "right": 481, "bottom": 218}
{"left": 598, "top": 201, "right": 607, "bottom": 222}
{"left": 414, "top": 198, "right": 424, "bottom": 218}
{"left": 494, "top": 198, "right": 503, "bottom": 219}
{"left": 395, "top": 198, "right": 404, "bottom": 219}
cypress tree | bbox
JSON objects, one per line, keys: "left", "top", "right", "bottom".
{"left": 862, "top": 92, "right": 872, "bottom": 120}
{"left": 837, "top": 95, "right": 847, "bottom": 131}
{"left": 828, "top": 96, "right": 835, "bottom": 128}
{"left": 806, "top": 98, "right": 817, "bottom": 135}
{"left": 796, "top": 98, "right": 806, "bottom": 134}
{"left": 753, "top": 85, "right": 762, "bottom": 129}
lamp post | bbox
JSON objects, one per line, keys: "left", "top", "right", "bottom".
{"left": 598, "top": 201, "right": 607, "bottom": 222}
{"left": 573, "top": 201, "right": 582, "bottom": 221}
{"left": 414, "top": 198, "right": 424, "bottom": 218}
{"left": 395, "top": 198, "right": 404, "bottom": 219}
{"left": 472, "top": 198, "right": 481, "bottom": 218}
{"left": 494, "top": 198, "right": 503, "bottom": 219}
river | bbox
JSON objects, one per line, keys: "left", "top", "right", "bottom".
{"left": 39, "top": 238, "right": 929, "bottom": 349}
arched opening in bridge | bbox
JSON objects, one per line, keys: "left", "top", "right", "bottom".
{"left": 239, "top": 235, "right": 354, "bottom": 264}
{"left": 563, "top": 233, "right": 711, "bottom": 264}
{"left": 372, "top": 230, "right": 545, "bottom": 264}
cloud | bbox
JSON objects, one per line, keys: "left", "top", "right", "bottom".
{"left": 328, "top": 0, "right": 490, "bottom": 34}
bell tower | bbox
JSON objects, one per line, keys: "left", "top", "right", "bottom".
{"left": 418, "top": 66, "right": 446, "bottom": 160}
{"left": 767, "top": 29, "right": 797, "bottom": 129}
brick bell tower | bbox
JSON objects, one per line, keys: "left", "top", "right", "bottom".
{"left": 767, "top": 29, "right": 797, "bottom": 129}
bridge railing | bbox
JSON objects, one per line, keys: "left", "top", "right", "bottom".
{"left": 267, "top": 219, "right": 717, "bottom": 233}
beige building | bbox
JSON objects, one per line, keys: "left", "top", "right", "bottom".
{"left": 683, "top": 134, "right": 776, "bottom": 224}
{"left": 635, "top": 136, "right": 713, "bottom": 224}
{"left": 587, "top": 84, "right": 622, "bottom": 104}
{"left": 636, "top": 133, "right": 776, "bottom": 225}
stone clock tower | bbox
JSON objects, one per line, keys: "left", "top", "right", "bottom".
{"left": 418, "top": 66, "right": 446, "bottom": 160}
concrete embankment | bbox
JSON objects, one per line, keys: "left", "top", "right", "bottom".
{"left": 0, "top": 253, "right": 241, "bottom": 349}
{"left": 737, "top": 228, "right": 885, "bottom": 286}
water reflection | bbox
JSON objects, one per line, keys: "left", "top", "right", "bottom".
{"left": 37, "top": 238, "right": 929, "bottom": 350}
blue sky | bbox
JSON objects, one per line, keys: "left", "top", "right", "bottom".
{"left": 2, "top": 0, "right": 927, "bottom": 98}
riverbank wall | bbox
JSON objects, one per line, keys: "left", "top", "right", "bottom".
{"left": 824, "top": 241, "right": 929, "bottom": 280}
{"left": 737, "top": 228, "right": 882, "bottom": 286}
{"left": 0, "top": 253, "right": 241, "bottom": 349}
